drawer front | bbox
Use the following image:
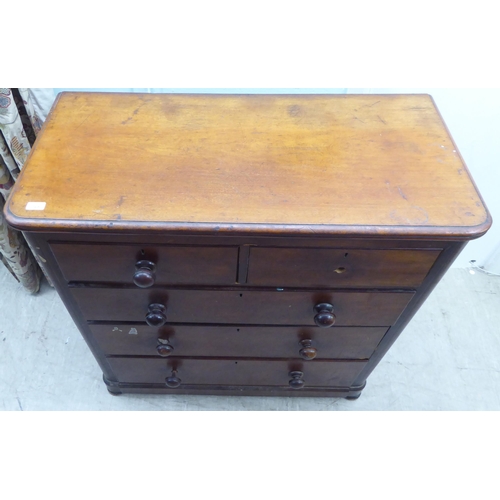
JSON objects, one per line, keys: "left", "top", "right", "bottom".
{"left": 247, "top": 247, "right": 441, "bottom": 287}
{"left": 50, "top": 242, "right": 239, "bottom": 285}
{"left": 71, "top": 288, "right": 414, "bottom": 326}
{"left": 108, "top": 357, "right": 368, "bottom": 388}
{"left": 91, "top": 324, "right": 388, "bottom": 359}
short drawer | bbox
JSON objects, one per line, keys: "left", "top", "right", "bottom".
{"left": 247, "top": 247, "right": 441, "bottom": 287}
{"left": 71, "top": 288, "right": 414, "bottom": 326}
{"left": 108, "top": 357, "right": 369, "bottom": 388}
{"left": 50, "top": 242, "right": 238, "bottom": 285}
{"left": 91, "top": 324, "right": 388, "bottom": 359}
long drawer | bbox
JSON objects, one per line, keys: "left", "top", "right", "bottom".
{"left": 91, "top": 324, "right": 389, "bottom": 359}
{"left": 71, "top": 288, "right": 414, "bottom": 326}
{"left": 108, "top": 358, "right": 369, "bottom": 388}
{"left": 247, "top": 247, "right": 440, "bottom": 287}
{"left": 50, "top": 242, "right": 239, "bottom": 285}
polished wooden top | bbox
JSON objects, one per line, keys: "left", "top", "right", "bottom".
{"left": 5, "top": 92, "right": 491, "bottom": 238}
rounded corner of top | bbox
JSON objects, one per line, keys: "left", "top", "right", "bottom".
{"left": 2, "top": 201, "right": 26, "bottom": 231}
{"left": 466, "top": 211, "right": 493, "bottom": 240}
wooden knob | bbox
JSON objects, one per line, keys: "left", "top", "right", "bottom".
{"left": 165, "top": 369, "right": 181, "bottom": 388}
{"left": 314, "top": 303, "right": 336, "bottom": 328}
{"left": 289, "top": 370, "right": 305, "bottom": 389}
{"left": 146, "top": 303, "right": 167, "bottom": 327}
{"left": 299, "top": 339, "right": 317, "bottom": 360}
{"left": 133, "top": 260, "right": 156, "bottom": 288}
{"left": 156, "top": 342, "right": 174, "bottom": 357}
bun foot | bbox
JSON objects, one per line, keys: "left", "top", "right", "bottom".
{"left": 345, "top": 381, "right": 366, "bottom": 400}
{"left": 345, "top": 393, "right": 361, "bottom": 400}
{"left": 103, "top": 374, "right": 122, "bottom": 395}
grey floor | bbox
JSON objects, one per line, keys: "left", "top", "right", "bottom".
{"left": 1, "top": 264, "right": 499, "bottom": 411}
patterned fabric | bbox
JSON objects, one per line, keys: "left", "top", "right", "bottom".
{"left": 0, "top": 196, "right": 41, "bottom": 292}
{"left": 0, "top": 89, "right": 32, "bottom": 169}
{"left": 0, "top": 128, "right": 20, "bottom": 179}
{"left": 18, "top": 88, "right": 44, "bottom": 137}
{"left": 28, "top": 88, "right": 56, "bottom": 122}
{"left": 0, "top": 88, "right": 48, "bottom": 293}
{"left": 0, "top": 154, "right": 15, "bottom": 195}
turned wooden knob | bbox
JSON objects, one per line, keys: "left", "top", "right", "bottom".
{"left": 299, "top": 339, "right": 317, "bottom": 360}
{"left": 156, "top": 340, "right": 174, "bottom": 357}
{"left": 165, "top": 369, "right": 181, "bottom": 388}
{"left": 289, "top": 370, "right": 305, "bottom": 389}
{"left": 146, "top": 303, "right": 167, "bottom": 327}
{"left": 314, "top": 303, "right": 336, "bottom": 328}
{"left": 133, "top": 260, "right": 156, "bottom": 288}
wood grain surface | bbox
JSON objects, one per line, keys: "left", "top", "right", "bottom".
{"left": 107, "top": 357, "right": 368, "bottom": 388}
{"left": 70, "top": 287, "right": 414, "bottom": 326}
{"left": 247, "top": 247, "right": 441, "bottom": 287}
{"left": 5, "top": 93, "right": 491, "bottom": 238}
{"left": 50, "top": 242, "right": 239, "bottom": 284}
{"left": 89, "top": 324, "right": 389, "bottom": 359}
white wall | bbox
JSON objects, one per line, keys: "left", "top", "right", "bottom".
{"left": 46, "top": 88, "right": 499, "bottom": 270}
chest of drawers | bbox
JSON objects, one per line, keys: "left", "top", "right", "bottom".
{"left": 4, "top": 92, "right": 491, "bottom": 399}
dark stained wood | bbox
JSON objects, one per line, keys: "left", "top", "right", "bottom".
{"left": 352, "top": 240, "right": 469, "bottom": 388}
{"left": 89, "top": 324, "right": 389, "bottom": 359}
{"left": 247, "top": 247, "right": 441, "bottom": 287}
{"left": 71, "top": 287, "right": 414, "bottom": 326}
{"left": 4, "top": 93, "right": 491, "bottom": 239}
{"left": 31, "top": 231, "right": 478, "bottom": 248}
{"left": 50, "top": 243, "right": 238, "bottom": 285}
{"left": 107, "top": 357, "right": 368, "bottom": 388}
{"left": 103, "top": 383, "right": 366, "bottom": 398}
{"left": 20, "top": 233, "right": 120, "bottom": 384}
{"left": 236, "top": 244, "right": 251, "bottom": 284}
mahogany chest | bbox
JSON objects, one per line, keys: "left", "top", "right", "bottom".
{"left": 4, "top": 92, "right": 491, "bottom": 398}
